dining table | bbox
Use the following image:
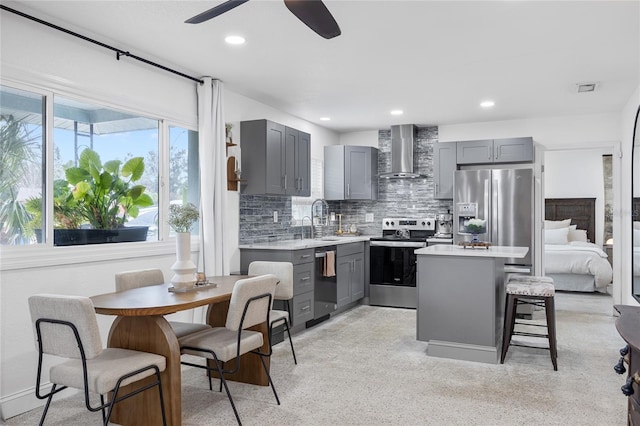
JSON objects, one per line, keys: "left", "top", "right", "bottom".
{"left": 90, "top": 275, "right": 270, "bottom": 426}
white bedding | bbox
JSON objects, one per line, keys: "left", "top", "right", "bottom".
{"left": 545, "top": 241, "right": 612, "bottom": 288}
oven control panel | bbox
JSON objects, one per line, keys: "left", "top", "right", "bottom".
{"left": 382, "top": 217, "right": 435, "bottom": 231}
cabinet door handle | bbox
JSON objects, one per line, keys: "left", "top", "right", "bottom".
{"left": 283, "top": 174, "right": 287, "bottom": 190}
{"left": 300, "top": 305, "right": 311, "bottom": 311}
{"left": 300, "top": 254, "right": 311, "bottom": 259}
{"left": 347, "top": 183, "right": 350, "bottom": 197}
{"left": 300, "top": 276, "right": 310, "bottom": 281}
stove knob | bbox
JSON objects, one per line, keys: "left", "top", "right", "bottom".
{"left": 390, "top": 221, "right": 395, "bottom": 226}
{"left": 422, "top": 221, "right": 426, "bottom": 226}
{"left": 385, "top": 221, "right": 390, "bottom": 226}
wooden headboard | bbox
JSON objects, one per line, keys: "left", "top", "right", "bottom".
{"left": 545, "top": 198, "right": 596, "bottom": 243}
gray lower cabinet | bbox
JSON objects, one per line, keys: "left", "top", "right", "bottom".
{"left": 240, "top": 248, "right": 314, "bottom": 326}
{"left": 336, "top": 243, "right": 365, "bottom": 307}
{"left": 324, "top": 145, "right": 378, "bottom": 200}
{"left": 456, "top": 137, "right": 533, "bottom": 164}
{"left": 241, "top": 119, "right": 310, "bottom": 196}
{"left": 433, "top": 142, "right": 457, "bottom": 199}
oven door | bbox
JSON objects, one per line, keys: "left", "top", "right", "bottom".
{"left": 369, "top": 241, "right": 424, "bottom": 287}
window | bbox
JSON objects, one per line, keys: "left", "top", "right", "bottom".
{"left": 0, "top": 83, "right": 199, "bottom": 246}
{"left": 291, "top": 158, "right": 323, "bottom": 225}
{"left": 0, "top": 85, "right": 45, "bottom": 245}
{"left": 168, "top": 125, "right": 200, "bottom": 237}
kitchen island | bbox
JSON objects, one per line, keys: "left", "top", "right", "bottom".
{"left": 414, "top": 244, "right": 529, "bottom": 364}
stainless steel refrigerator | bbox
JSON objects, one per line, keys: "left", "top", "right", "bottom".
{"left": 453, "top": 168, "right": 534, "bottom": 268}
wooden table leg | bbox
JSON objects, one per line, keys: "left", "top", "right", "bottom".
{"left": 107, "top": 316, "right": 181, "bottom": 426}
{"left": 206, "top": 301, "right": 270, "bottom": 386}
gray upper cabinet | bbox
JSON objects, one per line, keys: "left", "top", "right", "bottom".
{"left": 241, "top": 119, "right": 310, "bottom": 196}
{"left": 433, "top": 142, "right": 457, "bottom": 199}
{"left": 456, "top": 137, "right": 533, "bottom": 164}
{"left": 493, "top": 137, "right": 533, "bottom": 163}
{"left": 456, "top": 139, "right": 494, "bottom": 164}
{"left": 324, "top": 145, "right": 379, "bottom": 200}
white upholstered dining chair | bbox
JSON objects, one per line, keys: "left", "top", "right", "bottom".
{"left": 248, "top": 261, "right": 298, "bottom": 364}
{"left": 178, "top": 274, "right": 280, "bottom": 425}
{"left": 115, "top": 268, "right": 209, "bottom": 338}
{"left": 28, "top": 294, "right": 167, "bottom": 426}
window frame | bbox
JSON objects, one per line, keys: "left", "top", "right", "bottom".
{"left": 0, "top": 79, "right": 200, "bottom": 269}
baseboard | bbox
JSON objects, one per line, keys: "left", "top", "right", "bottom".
{"left": 0, "top": 382, "right": 77, "bottom": 420}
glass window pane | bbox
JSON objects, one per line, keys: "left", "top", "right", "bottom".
{"left": 53, "top": 96, "right": 159, "bottom": 244}
{"left": 169, "top": 126, "right": 199, "bottom": 236}
{"left": 0, "top": 85, "right": 45, "bottom": 245}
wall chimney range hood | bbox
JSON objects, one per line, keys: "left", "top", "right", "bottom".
{"left": 380, "top": 124, "right": 421, "bottom": 178}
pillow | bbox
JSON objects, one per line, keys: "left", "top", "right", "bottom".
{"left": 545, "top": 227, "right": 569, "bottom": 245}
{"left": 545, "top": 219, "right": 571, "bottom": 229}
{"left": 568, "top": 228, "right": 588, "bottom": 242}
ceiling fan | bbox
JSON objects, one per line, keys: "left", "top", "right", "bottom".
{"left": 185, "top": 0, "right": 342, "bottom": 39}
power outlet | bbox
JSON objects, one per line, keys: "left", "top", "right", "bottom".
{"left": 273, "top": 211, "right": 278, "bottom": 223}
{"left": 365, "top": 213, "right": 374, "bottom": 222}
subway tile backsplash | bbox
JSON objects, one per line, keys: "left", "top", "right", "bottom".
{"left": 239, "top": 126, "right": 453, "bottom": 244}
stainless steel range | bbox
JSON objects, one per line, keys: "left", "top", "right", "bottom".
{"left": 369, "top": 217, "right": 435, "bottom": 308}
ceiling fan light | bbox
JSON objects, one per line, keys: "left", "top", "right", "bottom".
{"left": 480, "top": 100, "right": 495, "bottom": 108}
{"left": 390, "top": 110, "right": 403, "bottom": 116}
{"left": 225, "top": 35, "right": 246, "bottom": 45}
{"left": 320, "top": 117, "right": 331, "bottom": 121}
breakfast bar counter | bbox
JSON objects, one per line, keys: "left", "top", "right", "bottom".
{"left": 415, "top": 245, "right": 529, "bottom": 364}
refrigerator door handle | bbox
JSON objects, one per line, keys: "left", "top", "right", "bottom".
{"left": 484, "top": 178, "right": 491, "bottom": 240}
{"left": 493, "top": 176, "right": 498, "bottom": 245}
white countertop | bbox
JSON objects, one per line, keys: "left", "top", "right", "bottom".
{"left": 415, "top": 244, "right": 529, "bottom": 258}
{"left": 239, "top": 235, "right": 370, "bottom": 250}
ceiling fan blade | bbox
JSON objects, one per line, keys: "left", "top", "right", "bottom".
{"left": 185, "top": 0, "right": 250, "bottom": 24}
{"left": 283, "top": 0, "right": 341, "bottom": 39}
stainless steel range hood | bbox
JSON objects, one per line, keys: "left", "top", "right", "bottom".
{"left": 380, "top": 124, "right": 420, "bottom": 178}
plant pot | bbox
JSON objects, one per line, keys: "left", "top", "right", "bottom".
{"left": 171, "top": 232, "right": 197, "bottom": 289}
{"left": 51, "top": 227, "right": 149, "bottom": 246}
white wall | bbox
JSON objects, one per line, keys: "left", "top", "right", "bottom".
{"left": 0, "top": 11, "right": 338, "bottom": 419}
{"left": 439, "top": 113, "right": 620, "bottom": 148}
{"left": 620, "top": 85, "right": 640, "bottom": 306}
{"left": 338, "top": 130, "right": 379, "bottom": 147}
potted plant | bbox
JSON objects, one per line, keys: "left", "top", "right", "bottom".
{"left": 167, "top": 203, "right": 199, "bottom": 288}
{"left": 24, "top": 179, "right": 85, "bottom": 242}
{"left": 27, "top": 148, "right": 154, "bottom": 246}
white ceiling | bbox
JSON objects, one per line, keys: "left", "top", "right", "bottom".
{"left": 5, "top": 0, "right": 640, "bottom": 133}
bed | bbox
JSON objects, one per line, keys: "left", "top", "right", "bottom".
{"left": 544, "top": 198, "right": 612, "bottom": 292}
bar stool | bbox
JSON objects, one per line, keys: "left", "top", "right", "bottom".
{"left": 500, "top": 275, "right": 558, "bottom": 370}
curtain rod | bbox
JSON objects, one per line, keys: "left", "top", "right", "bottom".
{"left": 0, "top": 5, "right": 205, "bottom": 85}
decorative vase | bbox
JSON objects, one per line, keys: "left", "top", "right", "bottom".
{"left": 171, "top": 232, "right": 197, "bottom": 289}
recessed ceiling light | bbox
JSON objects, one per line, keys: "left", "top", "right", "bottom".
{"left": 320, "top": 117, "right": 331, "bottom": 121}
{"left": 480, "top": 100, "right": 495, "bottom": 108}
{"left": 225, "top": 35, "right": 246, "bottom": 45}
{"left": 390, "top": 110, "right": 403, "bottom": 116}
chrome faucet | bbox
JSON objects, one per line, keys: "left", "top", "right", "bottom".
{"left": 311, "top": 199, "right": 330, "bottom": 238}
{"left": 301, "top": 216, "right": 313, "bottom": 239}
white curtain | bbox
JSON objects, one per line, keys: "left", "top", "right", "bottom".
{"left": 197, "top": 77, "right": 228, "bottom": 277}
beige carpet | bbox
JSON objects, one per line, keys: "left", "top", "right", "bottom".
{"left": 5, "top": 291, "right": 628, "bottom": 425}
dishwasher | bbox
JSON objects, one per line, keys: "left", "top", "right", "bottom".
{"left": 307, "top": 245, "right": 338, "bottom": 327}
